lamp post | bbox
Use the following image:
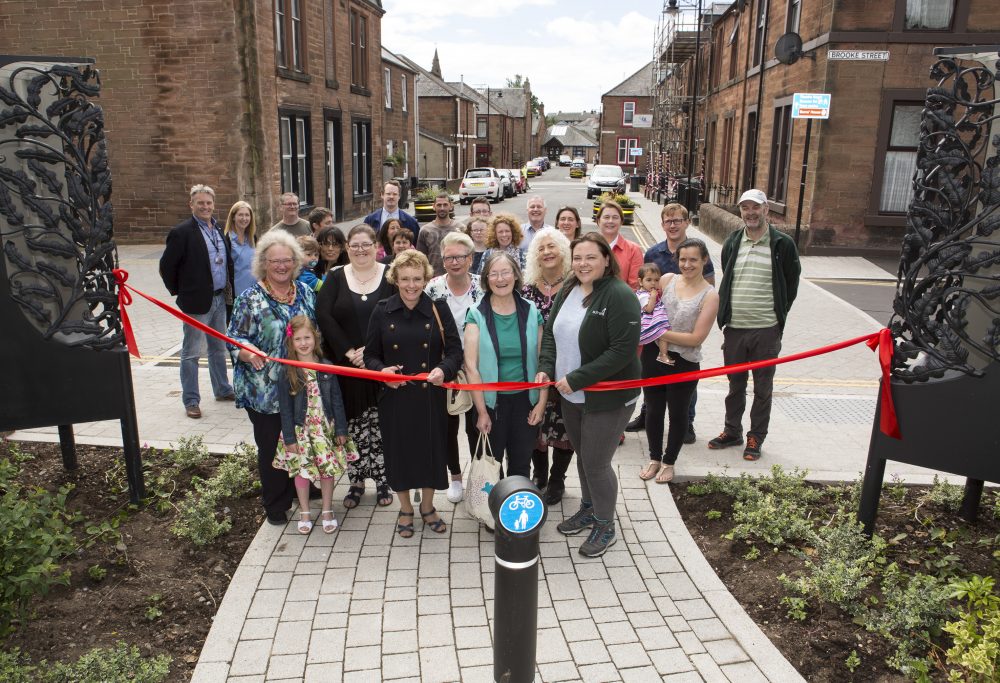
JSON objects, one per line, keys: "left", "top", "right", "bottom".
{"left": 665, "top": 0, "right": 704, "bottom": 212}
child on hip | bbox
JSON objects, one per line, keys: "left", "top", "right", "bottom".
{"left": 636, "top": 263, "right": 673, "bottom": 365}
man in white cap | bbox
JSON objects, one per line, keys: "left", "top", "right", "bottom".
{"left": 708, "top": 189, "right": 800, "bottom": 461}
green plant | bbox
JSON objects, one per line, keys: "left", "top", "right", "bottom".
{"left": 728, "top": 492, "right": 814, "bottom": 548}
{"left": 780, "top": 594, "right": 808, "bottom": 621}
{"left": 743, "top": 545, "right": 760, "bottom": 561}
{"left": 0, "top": 648, "right": 36, "bottom": 683}
{"left": 886, "top": 473, "right": 908, "bottom": 503}
{"left": 845, "top": 649, "right": 861, "bottom": 673}
{"left": 706, "top": 510, "right": 722, "bottom": 520}
{"left": 922, "top": 475, "right": 965, "bottom": 512}
{"left": 169, "top": 435, "right": 210, "bottom": 471}
{"left": 415, "top": 185, "right": 445, "bottom": 202}
{"left": 145, "top": 593, "right": 164, "bottom": 621}
{"left": 45, "top": 641, "right": 171, "bottom": 683}
{"left": 943, "top": 575, "right": 1000, "bottom": 682}
{"left": 170, "top": 443, "right": 257, "bottom": 546}
{"left": 686, "top": 482, "right": 710, "bottom": 496}
{"left": 0, "top": 451, "right": 77, "bottom": 636}
{"left": 87, "top": 565, "right": 107, "bottom": 582}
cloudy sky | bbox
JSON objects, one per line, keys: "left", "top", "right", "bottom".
{"left": 381, "top": 0, "right": 666, "bottom": 114}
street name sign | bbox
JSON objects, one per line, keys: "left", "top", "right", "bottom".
{"left": 792, "top": 93, "right": 831, "bottom": 119}
{"left": 829, "top": 50, "right": 890, "bottom": 61}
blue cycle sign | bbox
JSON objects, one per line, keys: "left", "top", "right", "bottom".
{"left": 499, "top": 491, "right": 544, "bottom": 534}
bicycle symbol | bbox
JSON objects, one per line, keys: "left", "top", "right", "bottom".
{"left": 507, "top": 494, "right": 536, "bottom": 511}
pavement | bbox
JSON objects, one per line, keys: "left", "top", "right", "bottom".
{"left": 9, "top": 190, "right": 955, "bottom": 682}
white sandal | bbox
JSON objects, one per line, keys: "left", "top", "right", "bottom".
{"left": 321, "top": 510, "right": 338, "bottom": 534}
{"left": 297, "top": 511, "right": 313, "bottom": 534}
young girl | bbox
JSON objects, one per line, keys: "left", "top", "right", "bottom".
{"left": 637, "top": 263, "right": 673, "bottom": 365}
{"left": 274, "top": 316, "right": 356, "bottom": 533}
{"left": 380, "top": 228, "right": 414, "bottom": 264}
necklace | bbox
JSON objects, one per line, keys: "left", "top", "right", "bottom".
{"left": 350, "top": 264, "right": 379, "bottom": 301}
{"left": 540, "top": 273, "right": 564, "bottom": 289}
{"left": 263, "top": 279, "right": 294, "bottom": 304}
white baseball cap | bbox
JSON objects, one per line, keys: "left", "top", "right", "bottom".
{"left": 738, "top": 189, "right": 768, "bottom": 205}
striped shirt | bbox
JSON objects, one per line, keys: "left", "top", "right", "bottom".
{"left": 728, "top": 228, "right": 777, "bottom": 329}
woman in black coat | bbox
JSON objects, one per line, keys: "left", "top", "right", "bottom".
{"left": 364, "top": 249, "right": 464, "bottom": 538}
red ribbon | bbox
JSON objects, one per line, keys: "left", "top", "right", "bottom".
{"left": 866, "top": 328, "right": 901, "bottom": 439}
{"left": 113, "top": 269, "right": 902, "bottom": 438}
{"left": 112, "top": 269, "right": 139, "bottom": 358}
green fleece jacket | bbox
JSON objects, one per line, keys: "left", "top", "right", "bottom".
{"left": 538, "top": 275, "right": 641, "bottom": 413}
{"left": 716, "top": 224, "right": 801, "bottom": 331}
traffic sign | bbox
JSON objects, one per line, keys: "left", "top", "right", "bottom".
{"left": 498, "top": 491, "right": 544, "bottom": 534}
{"left": 792, "top": 93, "right": 831, "bottom": 119}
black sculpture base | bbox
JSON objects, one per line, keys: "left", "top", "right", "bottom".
{"left": 858, "top": 361, "right": 1000, "bottom": 534}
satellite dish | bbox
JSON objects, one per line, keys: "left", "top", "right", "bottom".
{"left": 774, "top": 32, "right": 804, "bottom": 65}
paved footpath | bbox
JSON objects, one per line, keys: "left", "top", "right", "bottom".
{"left": 11, "top": 195, "right": 951, "bottom": 681}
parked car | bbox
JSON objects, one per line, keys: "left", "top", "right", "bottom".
{"left": 459, "top": 167, "right": 503, "bottom": 204}
{"left": 536, "top": 157, "right": 550, "bottom": 171}
{"left": 586, "top": 164, "right": 626, "bottom": 199}
{"left": 509, "top": 168, "right": 526, "bottom": 193}
{"left": 559, "top": 154, "right": 572, "bottom": 166}
{"left": 497, "top": 169, "right": 515, "bottom": 198}
{"left": 569, "top": 159, "right": 586, "bottom": 179}
{"left": 525, "top": 160, "right": 541, "bottom": 177}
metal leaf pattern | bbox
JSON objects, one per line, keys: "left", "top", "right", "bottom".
{"left": 890, "top": 55, "right": 1000, "bottom": 382}
{"left": 0, "top": 60, "right": 122, "bottom": 350}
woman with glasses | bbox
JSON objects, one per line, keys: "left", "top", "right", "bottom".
{"left": 227, "top": 230, "right": 316, "bottom": 525}
{"left": 316, "top": 224, "right": 396, "bottom": 509}
{"left": 424, "top": 232, "right": 483, "bottom": 503}
{"left": 464, "top": 252, "right": 547, "bottom": 480}
{"left": 465, "top": 217, "right": 490, "bottom": 275}
{"left": 536, "top": 233, "right": 641, "bottom": 557}
{"left": 316, "top": 225, "right": 349, "bottom": 277}
{"left": 554, "top": 206, "right": 582, "bottom": 242}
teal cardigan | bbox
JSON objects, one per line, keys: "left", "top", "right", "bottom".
{"left": 466, "top": 293, "right": 541, "bottom": 409}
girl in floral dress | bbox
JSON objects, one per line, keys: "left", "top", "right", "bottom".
{"left": 275, "top": 316, "right": 356, "bottom": 534}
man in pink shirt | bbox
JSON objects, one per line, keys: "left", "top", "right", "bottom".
{"left": 596, "top": 201, "right": 642, "bottom": 289}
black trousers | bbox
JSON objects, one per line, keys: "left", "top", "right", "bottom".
{"left": 642, "top": 350, "right": 700, "bottom": 466}
{"left": 246, "top": 407, "right": 294, "bottom": 516}
{"left": 447, "top": 408, "right": 479, "bottom": 476}
{"left": 485, "top": 392, "right": 535, "bottom": 479}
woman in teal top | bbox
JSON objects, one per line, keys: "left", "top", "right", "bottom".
{"left": 464, "top": 252, "right": 547, "bottom": 478}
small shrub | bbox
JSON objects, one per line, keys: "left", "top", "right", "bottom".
{"left": 728, "top": 493, "right": 814, "bottom": 548}
{"left": 922, "top": 475, "right": 964, "bottom": 512}
{"left": 686, "top": 482, "right": 710, "bottom": 496}
{"left": 87, "top": 565, "right": 107, "bottom": 583}
{"left": 0, "top": 648, "right": 36, "bottom": 683}
{"left": 169, "top": 435, "right": 209, "bottom": 471}
{"left": 943, "top": 575, "right": 1000, "bottom": 682}
{"left": 706, "top": 510, "right": 722, "bottom": 520}
{"left": 171, "top": 477, "right": 232, "bottom": 546}
{"left": 743, "top": 545, "right": 760, "bottom": 561}
{"left": 44, "top": 641, "right": 171, "bottom": 683}
{"left": 845, "top": 649, "right": 861, "bottom": 673}
{"left": 780, "top": 593, "right": 808, "bottom": 621}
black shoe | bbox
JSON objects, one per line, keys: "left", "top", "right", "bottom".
{"left": 544, "top": 479, "right": 565, "bottom": 506}
{"left": 625, "top": 409, "right": 646, "bottom": 432}
{"left": 707, "top": 431, "right": 743, "bottom": 449}
{"left": 266, "top": 511, "right": 287, "bottom": 526}
{"left": 683, "top": 425, "right": 696, "bottom": 445}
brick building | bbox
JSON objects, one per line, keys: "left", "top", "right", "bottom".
{"left": 655, "top": 0, "right": 1000, "bottom": 252}
{"left": 380, "top": 47, "right": 416, "bottom": 187}
{"left": 600, "top": 62, "right": 655, "bottom": 177}
{"left": 1, "top": 0, "right": 390, "bottom": 241}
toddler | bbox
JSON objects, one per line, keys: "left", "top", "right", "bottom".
{"left": 636, "top": 263, "right": 673, "bottom": 365}
{"left": 296, "top": 235, "right": 322, "bottom": 291}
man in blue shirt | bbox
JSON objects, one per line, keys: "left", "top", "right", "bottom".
{"left": 625, "top": 203, "right": 714, "bottom": 441}
{"left": 159, "top": 184, "right": 235, "bottom": 418}
{"left": 363, "top": 180, "right": 420, "bottom": 243}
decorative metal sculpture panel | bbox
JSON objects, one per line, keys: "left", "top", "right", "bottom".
{"left": 889, "top": 53, "right": 1000, "bottom": 381}
{"left": 0, "top": 59, "right": 122, "bottom": 350}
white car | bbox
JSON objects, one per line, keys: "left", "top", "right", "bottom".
{"left": 459, "top": 168, "right": 503, "bottom": 204}
{"left": 559, "top": 154, "right": 572, "bottom": 166}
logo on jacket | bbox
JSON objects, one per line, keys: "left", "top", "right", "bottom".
{"left": 591, "top": 307, "right": 607, "bottom": 317}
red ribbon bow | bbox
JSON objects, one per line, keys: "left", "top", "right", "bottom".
{"left": 112, "top": 268, "right": 140, "bottom": 358}
{"left": 866, "top": 328, "right": 901, "bottom": 439}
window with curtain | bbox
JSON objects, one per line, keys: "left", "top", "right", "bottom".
{"left": 280, "top": 113, "right": 311, "bottom": 202}
{"left": 352, "top": 120, "right": 371, "bottom": 196}
{"left": 401, "top": 75, "right": 408, "bottom": 111}
{"left": 767, "top": 104, "right": 792, "bottom": 202}
{"left": 879, "top": 104, "right": 922, "bottom": 212}
{"left": 350, "top": 10, "right": 368, "bottom": 88}
{"left": 623, "top": 101, "right": 635, "bottom": 126}
{"left": 904, "top": 0, "right": 954, "bottom": 29}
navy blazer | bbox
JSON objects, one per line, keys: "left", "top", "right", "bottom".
{"left": 159, "top": 215, "right": 234, "bottom": 315}
{"left": 277, "top": 360, "right": 349, "bottom": 445}
{"left": 363, "top": 208, "right": 421, "bottom": 242}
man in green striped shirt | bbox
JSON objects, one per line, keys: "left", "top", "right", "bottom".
{"left": 708, "top": 189, "right": 801, "bottom": 461}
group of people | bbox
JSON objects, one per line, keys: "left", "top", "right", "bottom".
{"left": 158, "top": 180, "right": 799, "bottom": 556}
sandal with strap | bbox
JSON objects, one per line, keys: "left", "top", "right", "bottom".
{"left": 396, "top": 510, "right": 414, "bottom": 538}
{"left": 639, "top": 462, "right": 661, "bottom": 481}
{"left": 343, "top": 485, "right": 364, "bottom": 509}
{"left": 321, "top": 510, "right": 338, "bottom": 534}
{"left": 420, "top": 506, "right": 447, "bottom": 534}
{"left": 376, "top": 483, "right": 394, "bottom": 507}
{"left": 297, "top": 511, "right": 313, "bottom": 535}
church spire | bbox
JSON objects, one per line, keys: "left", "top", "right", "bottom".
{"left": 431, "top": 48, "right": 442, "bottom": 78}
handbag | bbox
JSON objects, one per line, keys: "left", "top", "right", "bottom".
{"left": 430, "top": 302, "right": 473, "bottom": 415}
{"left": 461, "top": 432, "right": 500, "bottom": 530}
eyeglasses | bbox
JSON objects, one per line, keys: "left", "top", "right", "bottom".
{"left": 443, "top": 254, "right": 472, "bottom": 263}
{"left": 282, "top": 202, "right": 298, "bottom": 207}
{"left": 488, "top": 270, "right": 514, "bottom": 280}
{"left": 471, "top": 209, "right": 491, "bottom": 216}
{"left": 349, "top": 242, "right": 374, "bottom": 251}
{"left": 663, "top": 218, "right": 686, "bottom": 225}
{"left": 267, "top": 258, "right": 294, "bottom": 266}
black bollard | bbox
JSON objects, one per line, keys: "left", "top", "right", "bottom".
{"left": 489, "top": 475, "right": 547, "bottom": 683}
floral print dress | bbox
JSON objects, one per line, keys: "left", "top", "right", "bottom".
{"left": 522, "top": 283, "right": 572, "bottom": 450}
{"left": 273, "top": 370, "right": 356, "bottom": 481}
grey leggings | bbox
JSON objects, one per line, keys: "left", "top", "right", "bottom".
{"left": 560, "top": 398, "right": 633, "bottom": 522}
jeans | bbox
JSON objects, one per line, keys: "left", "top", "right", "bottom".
{"left": 485, "top": 392, "right": 536, "bottom": 479}
{"left": 561, "top": 398, "right": 632, "bottom": 522}
{"left": 722, "top": 325, "right": 782, "bottom": 442}
{"left": 180, "top": 292, "right": 233, "bottom": 407}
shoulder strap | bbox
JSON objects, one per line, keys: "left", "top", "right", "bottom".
{"left": 430, "top": 300, "right": 445, "bottom": 346}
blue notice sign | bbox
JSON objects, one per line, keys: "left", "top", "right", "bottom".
{"left": 792, "top": 93, "right": 831, "bottom": 119}
{"left": 498, "top": 491, "right": 544, "bottom": 534}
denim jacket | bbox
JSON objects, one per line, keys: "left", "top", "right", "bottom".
{"left": 277, "top": 360, "right": 348, "bottom": 445}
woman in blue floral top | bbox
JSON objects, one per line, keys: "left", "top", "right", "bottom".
{"left": 228, "top": 230, "right": 316, "bottom": 526}
{"left": 424, "top": 231, "right": 483, "bottom": 503}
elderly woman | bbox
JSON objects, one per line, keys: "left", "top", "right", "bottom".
{"left": 554, "top": 206, "right": 582, "bottom": 242}
{"left": 522, "top": 227, "right": 574, "bottom": 504}
{"left": 465, "top": 217, "right": 490, "bottom": 275}
{"left": 227, "top": 230, "right": 316, "bottom": 525}
{"left": 465, "top": 252, "right": 547, "bottom": 480}
{"left": 482, "top": 214, "right": 526, "bottom": 272}
{"left": 365, "top": 250, "right": 464, "bottom": 537}
{"left": 537, "top": 233, "right": 641, "bottom": 557}
{"left": 425, "top": 231, "right": 483, "bottom": 503}
{"left": 316, "top": 224, "right": 396, "bottom": 509}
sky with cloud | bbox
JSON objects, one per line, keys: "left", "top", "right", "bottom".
{"left": 381, "top": 0, "right": 667, "bottom": 114}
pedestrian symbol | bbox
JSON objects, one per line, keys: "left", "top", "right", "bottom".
{"left": 498, "top": 491, "right": 544, "bottom": 534}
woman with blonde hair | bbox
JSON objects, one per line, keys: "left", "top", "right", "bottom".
{"left": 223, "top": 200, "right": 258, "bottom": 307}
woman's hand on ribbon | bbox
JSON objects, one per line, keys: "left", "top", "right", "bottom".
{"left": 554, "top": 376, "right": 573, "bottom": 396}
{"left": 383, "top": 365, "right": 405, "bottom": 389}
{"left": 238, "top": 345, "right": 268, "bottom": 371}
{"left": 426, "top": 367, "right": 445, "bottom": 386}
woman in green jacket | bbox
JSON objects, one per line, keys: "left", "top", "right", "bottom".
{"left": 536, "top": 233, "right": 641, "bottom": 557}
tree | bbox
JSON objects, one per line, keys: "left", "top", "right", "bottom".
{"left": 506, "top": 74, "right": 543, "bottom": 116}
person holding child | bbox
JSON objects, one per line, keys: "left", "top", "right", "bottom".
{"left": 638, "top": 238, "right": 718, "bottom": 484}
{"left": 274, "top": 315, "right": 356, "bottom": 534}
{"left": 636, "top": 263, "right": 673, "bottom": 365}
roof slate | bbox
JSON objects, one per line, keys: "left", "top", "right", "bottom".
{"left": 603, "top": 61, "right": 654, "bottom": 97}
